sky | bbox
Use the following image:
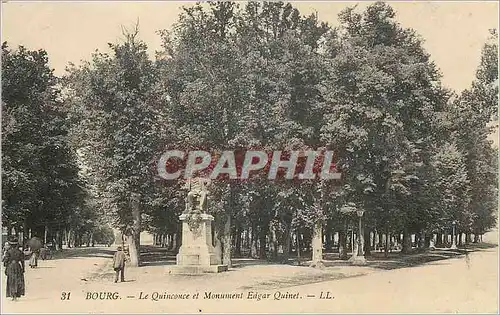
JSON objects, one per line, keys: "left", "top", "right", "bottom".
{"left": 2, "top": 1, "right": 498, "bottom": 93}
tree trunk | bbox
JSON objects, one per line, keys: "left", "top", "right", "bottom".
{"left": 221, "top": 183, "right": 234, "bottom": 267}
{"left": 338, "top": 229, "right": 348, "bottom": 260}
{"left": 350, "top": 230, "right": 354, "bottom": 253}
{"left": 128, "top": 195, "right": 142, "bottom": 267}
{"left": 235, "top": 224, "right": 242, "bottom": 257}
{"left": 435, "top": 232, "right": 442, "bottom": 246}
{"left": 372, "top": 231, "right": 376, "bottom": 250}
{"left": 66, "top": 230, "right": 72, "bottom": 248}
{"left": 363, "top": 228, "right": 371, "bottom": 257}
{"left": 269, "top": 223, "right": 278, "bottom": 260}
{"left": 352, "top": 232, "right": 358, "bottom": 258}
{"left": 244, "top": 227, "right": 250, "bottom": 254}
{"left": 222, "top": 212, "right": 232, "bottom": 267}
{"left": 466, "top": 232, "right": 472, "bottom": 244}
{"left": 22, "top": 221, "right": 28, "bottom": 246}
{"left": 6, "top": 223, "right": 12, "bottom": 238}
{"left": 44, "top": 225, "right": 48, "bottom": 245}
{"left": 325, "top": 231, "right": 333, "bottom": 251}
{"left": 171, "top": 233, "right": 177, "bottom": 251}
{"left": 296, "top": 229, "right": 301, "bottom": 264}
{"left": 126, "top": 234, "right": 139, "bottom": 265}
{"left": 250, "top": 224, "right": 258, "bottom": 258}
{"left": 282, "top": 222, "right": 292, "bottom": 262}
{"left": 378, "top": 232, "right": 383, "bottom": 251}
{"left": 56, "top": 231, "right": 63, "bottom": 250}
{"left": 402, "top": 227, "right": 411, "bottom": 254}
{"left": 473, "top": 233, "right": 479, "bottom": 243}
{"left": 384, "top": 229, "right": 390, "bottom": 258}
{"left": 311, "top": 220, "right": 323, "bottom": 267}
{"left": 258, "top": 223, "right": 267, "bottom": 259}
{"left": 213, "top": 226, "right": 222, "bottom": 261}
{"left": 166, "top": 234, "right": 172, "bottom": 250}
{"left": 424, "top": 232, "right": 431, "bottom": 248}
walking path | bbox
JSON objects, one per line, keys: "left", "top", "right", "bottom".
{"left": 2, "top": 230, "right": 498, "bottom": 314}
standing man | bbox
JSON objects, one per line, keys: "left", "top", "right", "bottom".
{"left": 112, "top": 246, "right": 127, "bottom": 283}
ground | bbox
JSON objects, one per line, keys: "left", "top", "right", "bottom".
{"left": 2, "top": 229, "right": 498, "bottom": 314}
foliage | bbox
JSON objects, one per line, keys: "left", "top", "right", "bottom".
{"left": 2, "top": 43, "right": 85, "bottom": 240}
{"left": 3, "top": 2, "right": 497, "bottom": 262}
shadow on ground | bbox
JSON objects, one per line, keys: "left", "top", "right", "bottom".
{"left": 28, "top": 247, "right": 115, "bottom": 262}
{"left": 238, "top": 271, "right": 366, "bottom": 290}
{"left": 45, "top": 242, "right": 498, "bottom": 286}
{"left": 123, "top": 242, "right": 498, "bottom": 271}
{"left": 323, "top": 242, "right": 497, "bottom": 270}
{"left": 140, "top": 246, "right": 176, "bottom": 267}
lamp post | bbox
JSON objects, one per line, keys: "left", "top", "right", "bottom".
{"left": 451, "top": 220, "right": 457, "bottom": 249}
{"left": 349, "top": 209, "right": 366, "bottom": 265}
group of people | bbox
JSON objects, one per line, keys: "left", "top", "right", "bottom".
{"left": 2, "top": 239, "right": 129, "bottom": 302}
{"left": 2, "top": 238, "right": 48, "bottom": 301}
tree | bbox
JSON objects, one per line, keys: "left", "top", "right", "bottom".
{"left": 451, "top": 30, "right": 498, "bottom": 240}
{"left": 2, "top": 43, "right": 84, "bottom": 245}
{"left": 321, "top": 2, "right": 451, "bottom": 255}
{"left": 65, "top": 27, "right": 162, "bottom": 266}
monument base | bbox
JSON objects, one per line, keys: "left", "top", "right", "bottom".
{"left": 172, "top": 213, "right": 228, "bottom": 275}
{"left": 349, "top": 255, "right": 367, "bottom": 265}
{"left": 169, "top": 264, "right": 228, "bottom": 274}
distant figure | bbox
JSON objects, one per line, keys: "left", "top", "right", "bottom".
{"left": 2, "top": 239, "right": 25, "bottom": 301}
{"left": 112, "top": 246, "right": 127, "bottom": 283}
{"left": 40, "top": 245, "right": 49, "bottom": 260}
{"left": 29, "top": 248, "right": 39, "bottom": 268}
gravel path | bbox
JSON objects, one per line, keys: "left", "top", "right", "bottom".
{"left": 2, "top": 229, "right": 497, "bottom": 314}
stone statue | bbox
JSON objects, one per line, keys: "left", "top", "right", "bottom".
{"left": 185, "top": 178, "right": 209, "bottom": 214}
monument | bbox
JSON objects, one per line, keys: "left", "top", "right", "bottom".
{"left": 170, "top": 178, "right": 227, "bottom": 274}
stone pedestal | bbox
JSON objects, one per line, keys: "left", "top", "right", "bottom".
{"left": 170, "top": 213, "right": 227, "bottom": 274}
{"left": 349, "top": 240, "right": 367, "bottom": 265}
{"left": 429, "top": 238, "right": 436, "bottom": 250}
{"left": 349, "top": 254, "right": 367, "bottom": 265}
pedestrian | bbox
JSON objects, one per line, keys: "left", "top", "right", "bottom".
{"left": 112, "top": 246, "right": 127, "bottom": 283}
{"left": 29, "top": 248, "right": 38, "bottom": 268}
{"left": 40, "top": 244, "right": 48, "bottom": 260}
{"left": 2, "top": 239, "right": 25, "bottom": 301}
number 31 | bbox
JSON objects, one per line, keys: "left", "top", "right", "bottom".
{"left": 61, "top": 292, "right": 71, "bottom": 300}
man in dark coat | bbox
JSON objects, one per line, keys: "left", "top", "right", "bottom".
{"left": 3, "top": 239, "right": 25, "bottom": 301}
{"left": 112, "top": 246, "right": 127, "bottom": 283}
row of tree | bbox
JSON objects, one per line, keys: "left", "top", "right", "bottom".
{"left": 2, "top": 2, "right": 497, "bottom": 266}
{"left": 1, "top": 44, "right": 114, "bottom": 247}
